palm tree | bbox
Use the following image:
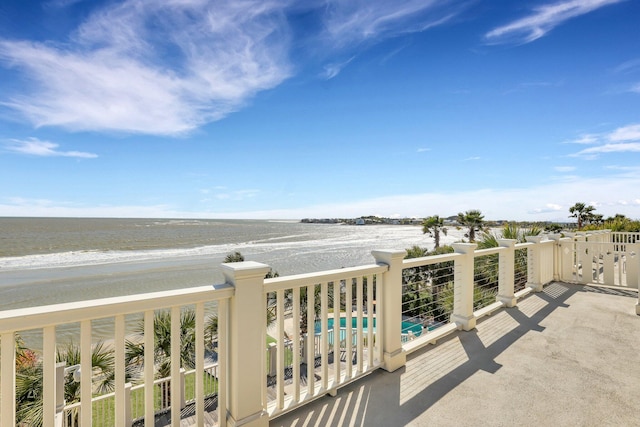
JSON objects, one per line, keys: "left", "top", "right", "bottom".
{"left": 477, "top": 222, "right": 542, "bottom": 248}
{"left": 126, "top": 309, "right": 197, "bottom": 407}
{"left": 402, "top": 245, "right": 455, "bottom": 322}
{"left": 57, "top": 340, "right": 115, "bottom": 399}
{"left": 568, "top": 202, "right": 595, "bottom": 230}
{"left": 456, "top": 209, "right": 485, "bottom": 242}
{"left": 15, "top": 340, "right": 115, "bottom": 427}
{"left": 422, "top": 215, "right": 448, "bottom": 248}
{"left": 126, "top": 309, "right": 197, "bottom": 376}
{"left": 477, "top": 223, "right": 542, "bottom": 290}
{"left": 297, "top": 284, "right": 322, "bottom": 334}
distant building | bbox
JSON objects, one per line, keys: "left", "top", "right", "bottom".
{"left": 355, "top": 218, "right": 365, "bottom": 225}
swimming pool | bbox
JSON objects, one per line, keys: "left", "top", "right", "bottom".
{"left": 314, "top": 316, "right": 423, "bottom": 339}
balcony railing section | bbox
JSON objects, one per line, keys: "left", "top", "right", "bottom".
{"left": 514, "top": 245, "right": 529, "bottom": 292}
{"left": 402, "top": 252, "right": 457, "bottom": 339}
{"left": 473, "top": 248, "right": 501, "bottom": 312}
{"left": 263, "top": 263, "right": 387, "bottom": 418}
{"left": 1, "top": 285, "right": 231, "bottom": 427}
{"left": 1, "top": 231, "right": 639, "bottom": 426}
{"left": 557, "top": 232, "right": 640, "bottom": 288}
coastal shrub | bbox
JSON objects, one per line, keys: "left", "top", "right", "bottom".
{"left": 402, "top": 245, "right": 454, "bottom": 321}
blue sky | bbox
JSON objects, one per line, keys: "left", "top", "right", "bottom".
{"left": 1, "top": 0, "right": 639, "bottom": 221}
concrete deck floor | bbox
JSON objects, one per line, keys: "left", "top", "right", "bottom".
{"left": 270, "top": 283, "right": 640, "bottom": 427}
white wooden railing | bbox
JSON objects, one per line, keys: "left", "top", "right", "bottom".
{"left": 1, "top": 285, "right": 232, "bottom": 427}
{"left": 263, "top": 261, "right": 388, "bottom": 418}
{"left": 557, "top": 231, "right": 640, "bottom": 287}
{"left": 1, "top": 232, "right": 639, "bottom": 427}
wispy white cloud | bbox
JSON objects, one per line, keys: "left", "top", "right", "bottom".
{"left": 485, "top": 0, "right": 624, "bottom": 45}
{"left": 569, "top": 123, "right": 640, "bottom": 157}
{"left": 554, "top": 166, "right": 576, "bottom": 172}
{"left": 574, "top": 142, "right": 640, "bottom": 156}
{"left": 529, "top": 203, "right": 563, "bottom": 214}
{"left": 613, "top": 58, "right": 640, "bottom": 74}
{"left": 463, "top": 156, "right": 480, "bottom": 161}
{"left": 417, "top": 148, "right": 431, "bottom": 153}
{"left": 321, "top": 56, "right": 355, "bottom": 80}
{"left": 608, "top": 124, "right": 640, "bottom": 141}
{"left": 565, "top": 133, "right": 600, "bottom": 144}
{"left": 0, "top": 0, "right": 472, "bottom": 134}
{"left": 604, "top": 165, "right": 640, "bottom": 174}
{"left": 322, "top": 0, "right": 466, "bottom": 48}
{"left": 0, "top": 0, "right": 293, "bottom": 135}
{"left": 3, "top": 137, "right": 97, "bottom": 158}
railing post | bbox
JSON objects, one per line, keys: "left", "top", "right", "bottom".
{"left": 301, "top": 334, "right": 307, "bottom": 361}
{"left": 557, "top": 237, "right": 575, "bottom": 283}
{"left": 125, "top": 382, "right": 133, "bottom": 427}
{"left": 1, "top": 332, "right": 16, "bottom": 427}
{"left": 222, "top": 261, "right": 271, "bottom": 427}
{"left": 180, "top": 368, "right": 187, "bottom": 409}
{"left": 43, "top": 326, "right": 57, "bottom": 427}
{"left": 451, "top": 243, "right": 477, "bottom": 331}
{"left": 267, "top": 342, "right": 277, "bottom": 377}
{"left": 573, "top": 234, "right": 589, "bottom": 284}
{"left": 372, "top": 250, "right": 407, "bottom": 373}
{"left": 630, "top": 243, "right": 640, "bottom": 315}
{"left": 55, "top": 362, "right": 65, "bottom": 427}
{"left": 547, "top": 234, "right": 563, "bottom": 281}
{"left": 625, "top": 243, "right": 639, "bottom": 291}
{"left": 525, "top": 236, "right": 545, "bottom": 292}
{"left": 497, "top": 239, "right": 517, "bottom": 307}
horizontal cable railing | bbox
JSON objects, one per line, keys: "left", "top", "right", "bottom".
{"left": 401, "top": 255, "right": 456, "bottom": 339}
{"left": 514, "top": 246, "right": 528, "bottom": 292}
{"left": 473, "top": 249, "right": 500, "bottom": 312}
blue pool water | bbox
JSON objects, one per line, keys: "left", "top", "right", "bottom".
{"left": 314, "top": 316, "right": 423, "bottom": 339}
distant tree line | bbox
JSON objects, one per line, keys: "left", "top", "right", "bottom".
{"left": 568, "top": 202, "right": 640, "bottom": 231}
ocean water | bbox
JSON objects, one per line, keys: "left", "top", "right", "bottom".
{"left": 0, "top": 218, "right": 465, "bottom": 312}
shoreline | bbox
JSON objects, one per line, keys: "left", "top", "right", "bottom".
{"left": 1, "top": 222, "right": 465, "bottom": 321}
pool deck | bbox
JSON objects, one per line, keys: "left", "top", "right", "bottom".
{"left": 270, "top": 282, "right": 640, "bottom": 427}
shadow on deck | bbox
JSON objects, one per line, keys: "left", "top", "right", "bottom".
{"left": 271, "top": 283, "right": 640, "bottom": 426}
{"left": 151, "top": 283, "right": 639, "bottom": 426}
{"left": 148, "top": 396, "right": 219, "bottom": 427}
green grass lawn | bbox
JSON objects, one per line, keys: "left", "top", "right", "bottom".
{"left": 266, "top": 334, "right": 295, "bottom": 368}
{"left": 89, "top": 336, "right": 289, "bottom": 425}
{"left": 90, "top": 370, "right": 218, "bottom": 425}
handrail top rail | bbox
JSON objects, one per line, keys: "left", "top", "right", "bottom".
{"left": 561, "top": 240, "right": 640, "bottom": 245}
{"left": 402, "top": 252, "right": 460, "bottom": 269}
{"left": 474, "top": 247, "right": 505, "bottom": 256}
{"left": 514, "top": 242, "right": 534, "bottom": 249}
{"left": 264, "top": 263, "right": 388, "bottom": 292}
{"left": 0, "top": 283, "right": 233, "bottom": 333}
